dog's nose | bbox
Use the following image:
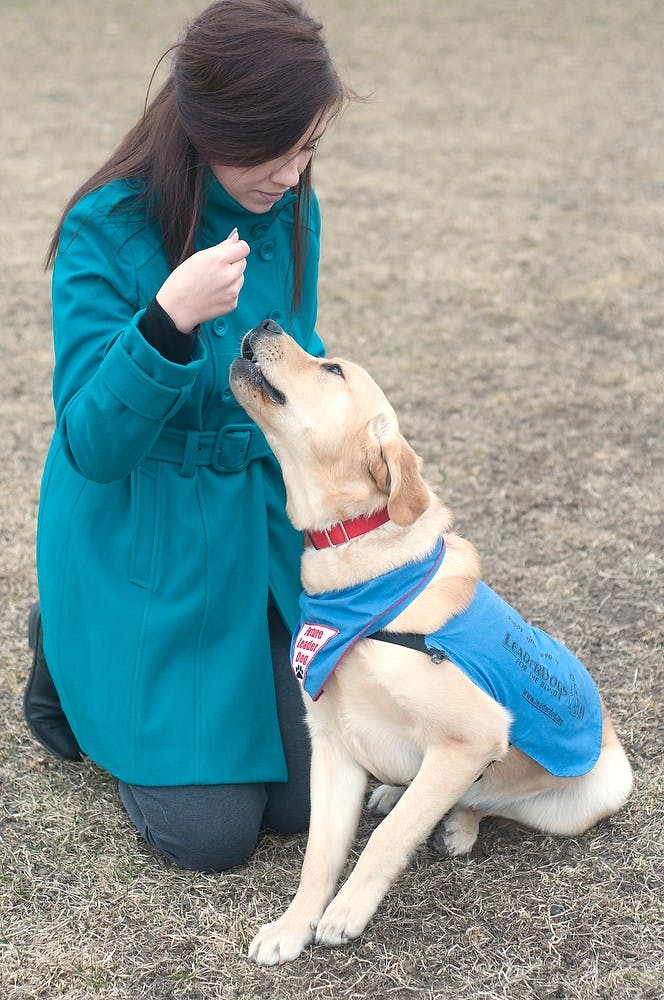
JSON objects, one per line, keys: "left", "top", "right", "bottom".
{"left": 256, "top": 318, "right": 284, "bottom": 337}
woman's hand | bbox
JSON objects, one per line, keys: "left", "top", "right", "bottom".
{"left": 155, "top": 229, "right": 250, "bottom": 332}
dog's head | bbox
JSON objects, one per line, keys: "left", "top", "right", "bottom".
{"left": 229, "top": 320, "right": 430, "bottom": 531}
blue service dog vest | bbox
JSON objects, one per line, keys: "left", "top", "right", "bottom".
{"left": 291, "top": 540, "right": 603, "bottom": 777}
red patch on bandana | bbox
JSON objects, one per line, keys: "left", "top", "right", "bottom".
{"left": 292, "top": 622, "right": 339, "bottom": 686}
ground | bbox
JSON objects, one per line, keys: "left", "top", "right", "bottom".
{"left": 0, "top": 1, "right": 662, "bottom": 998}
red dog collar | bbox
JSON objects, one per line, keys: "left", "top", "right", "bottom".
{"left": 305, "top": 508, "right": 391, "bottom": 550}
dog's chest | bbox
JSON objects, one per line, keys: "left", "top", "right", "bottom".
{"left": 320, "top": 646, "right": 425, "bottom": 786}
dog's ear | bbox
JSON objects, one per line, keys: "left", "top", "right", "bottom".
{"left": 366, "top": 415, "right": 430, "bottom": 526}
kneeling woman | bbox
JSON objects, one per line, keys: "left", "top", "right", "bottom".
{"left": 26, "top": 0, "right": 351, "bottom": 872}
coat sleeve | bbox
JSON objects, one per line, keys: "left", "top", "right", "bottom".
{"left": 51, "top": 192, "right": 207, "bottom": 484}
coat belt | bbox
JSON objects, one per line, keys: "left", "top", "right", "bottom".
{"left": 147, "top": 424, "right": 272, "bottom": 476}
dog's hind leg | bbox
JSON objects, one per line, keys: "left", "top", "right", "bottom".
{"left": 446, "top": 717, "right": 633, "bottom": 843}
{"left": 487, "top": 737, "right": 633, "bottom": 837}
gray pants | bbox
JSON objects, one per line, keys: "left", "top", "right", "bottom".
{"left": 118, "top": 607, "right": 311, "bottom": 872}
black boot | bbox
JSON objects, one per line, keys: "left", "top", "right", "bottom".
{"left": 24, "top": 602, "right": 83, "bottom": 762}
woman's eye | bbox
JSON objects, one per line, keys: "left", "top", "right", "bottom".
{"left": 322, "top": 362, "right": 345, "bottom": 379}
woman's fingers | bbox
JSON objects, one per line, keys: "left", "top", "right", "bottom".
{"left": 155, "top": 234, "right": 251, "bottom": 330}
{"left": 216, "top": 235, "right": 250, "bottom": 266}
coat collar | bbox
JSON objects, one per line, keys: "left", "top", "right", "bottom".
{"left": 203, "top": 169, "right": 298, "bottom": 227}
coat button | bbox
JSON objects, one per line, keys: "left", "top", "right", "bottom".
{"left": 251, "top": 222, "right": 270, "bottom": 238}
{"left": 221, "top": 385, "right": 236, "bottom": 403}
{"left": 213, "top": 318, "right": 227, "bottom": 337}
{"left": 259, "top": 242, "right": 274, "bottom": 262}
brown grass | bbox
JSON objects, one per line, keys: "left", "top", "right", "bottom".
{"left": 1, "top": 1, "right": 662, "bottom": 997}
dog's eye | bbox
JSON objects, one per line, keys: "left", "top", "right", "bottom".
{"left": 322, "top": 362, "right": 345, "bottom": 379}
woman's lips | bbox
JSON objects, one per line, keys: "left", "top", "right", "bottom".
{"left": 256, "top": 190, "right": 287, "bottom": 201}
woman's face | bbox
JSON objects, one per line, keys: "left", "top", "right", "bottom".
{"left": 212, "top": 111, "right": 329, "bottom": 213}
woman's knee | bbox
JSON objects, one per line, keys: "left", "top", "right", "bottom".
{"left": 118, "top": 780, "right": 267, "bottom": 872}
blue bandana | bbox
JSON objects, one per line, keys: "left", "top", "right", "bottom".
{"left": 291, "top": 543, "right": 603, "bottom": 778}
{"left": 291, "top": 539, "right": 446, "bottom": 700}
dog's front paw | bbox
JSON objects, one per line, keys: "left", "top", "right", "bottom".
{"left": 367, "top": 783, "right": 406, "bottom": 816}
{"left": 435, "top": 806, "right": 480, "bottom": 856}
{"left": 248, "top": 915, "right": 315, "bottom": 966}
{"left": 315, "top": 891, "right": 371, "bottom": 948}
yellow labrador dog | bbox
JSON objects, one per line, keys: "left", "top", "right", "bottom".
{"left": 229, "top": 319, "right": 633, "bottom": 966}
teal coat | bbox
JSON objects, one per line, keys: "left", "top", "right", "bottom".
{"left": 37, "top": 173, "right": 324, "bottom": 785}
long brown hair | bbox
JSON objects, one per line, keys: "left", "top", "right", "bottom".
{"left": 46, "top": 0, "right": 351, "bottom": 309}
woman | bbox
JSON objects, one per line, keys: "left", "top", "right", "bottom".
{"left": 25, "top": 0, "right": 351, "bottom": 872}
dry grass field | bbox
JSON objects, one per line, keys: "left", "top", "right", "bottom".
{"left": 1, "top": 1, "right": 662, "bottom": 997}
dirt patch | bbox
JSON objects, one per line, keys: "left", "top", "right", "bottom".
{"left": 1, "top": 1, "right": 662, "bottom": 998}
